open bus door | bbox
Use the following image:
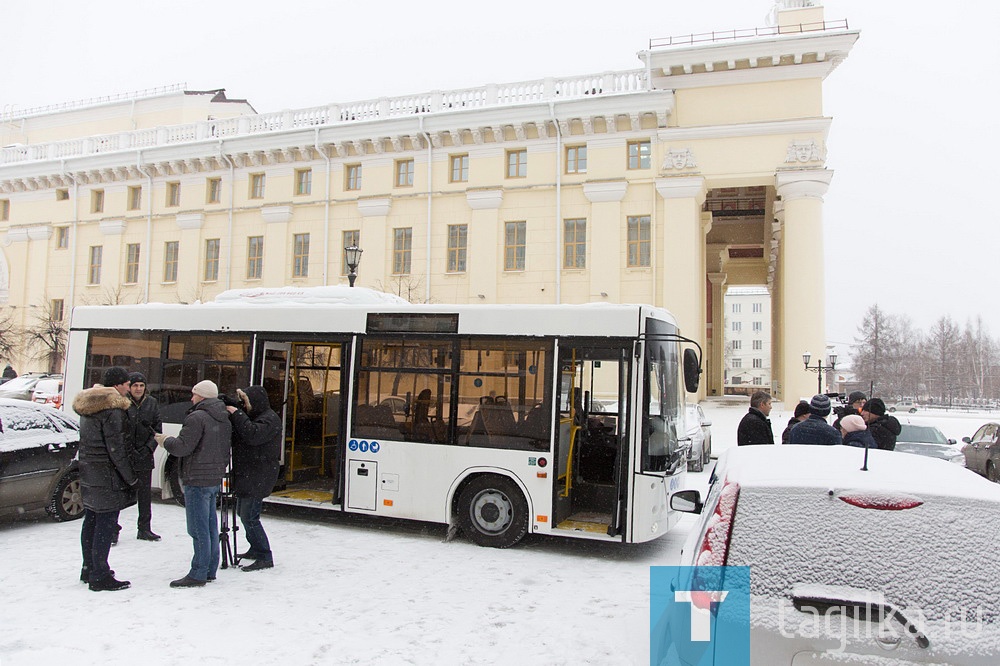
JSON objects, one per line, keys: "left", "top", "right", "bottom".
{"left": 255, "top": 342, "right": 291, "bottom": 487}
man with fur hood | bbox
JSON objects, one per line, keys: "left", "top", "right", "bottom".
{"left": 73, "top": 366, "right": 137, "bottom": 592}
{"left": 156, "top": 380, "right": 231, "bottom": 588}
{"left": 224, "top": 386, "right": 282, "bottom": 571}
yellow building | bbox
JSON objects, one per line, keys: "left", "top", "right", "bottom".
{"left": 0, "top": 2, "right": 857, "bottom": 402}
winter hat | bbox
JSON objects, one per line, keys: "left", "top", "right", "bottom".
{"left": 102, "top": 366, "right": 130, "bottom": 387}
{"left": 847, "top": 391, "right": 867, "bottom": 405}
{"left": 862, "top": 398, "right": 887, "bottom": 417}
{"left": 793, "top": 401, "right": 811, "bottom": 418}
{"left": 128, "top": 372, "right": 147, "bottom": 385}
{"left": 841, "top": 414, "right": 866, "bottom": 433}
{"left": 809, "top": 394, "right": 832, "bottom": 417}
{"left": 192, "top": 380, "right": 219, "bottom": 399}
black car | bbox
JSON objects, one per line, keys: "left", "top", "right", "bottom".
{"left": 894, "top": 421, "right": 965, "bottom": 465}
{"left": 962, "top": 422, "right": 1000, "bottom": 483}
{"left": 0, "top": 399, "right": 83, "bottom": 521}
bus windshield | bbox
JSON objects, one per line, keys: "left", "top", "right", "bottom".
{"left": 641, "top": 318, "right": 684, "bottom": 473}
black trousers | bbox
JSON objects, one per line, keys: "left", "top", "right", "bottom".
{"left": 81, "top": 509, "right": 120, "bottom": 581}
{"left": 136, "top": 468, "right": 153, "bottom": 531}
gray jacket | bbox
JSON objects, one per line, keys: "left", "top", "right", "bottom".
{"left": 163, "top": 397, "right": 232, "bottom": 487}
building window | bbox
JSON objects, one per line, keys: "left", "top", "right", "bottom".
{"left": 447, "top": 224, "right": 467, "bottom": 273}
{"left": 163, "top": 241, "right": 179, "bottom": 283}
{"left": 753, "top": 321, "right": 762, "bottom": 333}
{"left": 506, "top": 150, "right": 527, "bottom": 178}
{"left": 91, "top": 190, "right": 104, "bottom": 213}
{"left": 565, "top": 145, "right": 587, "bottom": 174}
{"left": 56, "top": 227, "right": 69, "bottom": 249}
{"left": 627, "top": 140, "right": 651, "bottom": 169}
{"left": 752, "top": 358, "right": 763, "bottom": 369}
{"left": 0, "top": 199, "right": 8, "bottom": 221}
{"left": 732, "top": 303, "right": 741, "bottom": 313}
{"left": 204, "top": 239, "right": 220, "bottom": 281}
{"left": 731, "top": 340, "right": 741, "bottom": 351}
{"left": 88, "top": 246, "right": 102, "bottom": 285}
{"left": 504, "top": 221, "right": 526, "bottom": 271}
{"left": 207, "top": 178, "right": 222, "bottom": 204}
{"left": 56, "top": 189, "right": 69, "bottom": 201}
{"left": 752, "top": 339, "right": 763, "bottom": 350}
{"left": 124, "top": 243, "right": 141, "bottom": 284}
{"left": 753, "top": 302, "right": 762, "bottom": 313}
{"left": 345, "top": 164, "right": 362, "bottom": 191}
{"left": 395, "top": 159, "right": 414, "bottom": 187}
{"left": 293, "top": 233, "right": 310, "bottom": 278}
{"left": 450, "top": 154, "right": 469, "bottom": 183}
{"left": 732, "top": 358, "right": 742, "bottom": 368}
{"left": 626, "top": 215, "right": 651, "bottom": 267}
{"left": 51, "top": 299, "right": 64, "bottom": 322}
{"left": 166, "top": 182, "right": 181, "bottom": 207}
{"left": 392, "top": 228, "right": 412, "bottom": 274}
{"left": 249, "top": 173, "right": 265, "bottom": 199}
{"left": 295, "top": 169, "right": 312, "bottom": 196}
{"left": 342, "top": 230, "right": 360, "bottom": 275}
{"left": 563, "top": 218, "right": 586, "bottom": 269}
{"left": 127, "top": 186, "right": 142, "bottom": 211}
{"left": 246, "top": 236, "right": 264, "bottom": 279}
{"left": 732, "top": 321, "right": 742, "bottom": 332}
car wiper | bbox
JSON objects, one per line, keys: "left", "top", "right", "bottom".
{"left": 791, "top": 587, "right": 930, "bottom": 650}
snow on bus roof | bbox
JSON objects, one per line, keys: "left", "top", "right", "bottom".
{"left": 214, "top": 286, "right": 410, "bottom": 305}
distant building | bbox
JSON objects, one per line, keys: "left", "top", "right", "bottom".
{"left": 724, "top": 286, "right": 772, "bottom": 394}
{"left": 0, "top": 2, "right": 858, "bottom": 401}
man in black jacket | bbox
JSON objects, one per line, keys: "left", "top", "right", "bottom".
{"left": 72, "top": 366, "right": 137, "bottom": 592}
{"left": 127, "top": 372, "right": 162, "bottom": 541}
{"left": 225, "top": 386, "right": 282, "bottom": 571}
{"left": 861, "top": 398, "right": 902, "bottom": 451}
{"left": 737, "top": 391, "right": 774, "bottom": 446}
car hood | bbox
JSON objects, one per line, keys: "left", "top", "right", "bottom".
{"left": 894, "top": 441, "right": 962, "bottom": 460}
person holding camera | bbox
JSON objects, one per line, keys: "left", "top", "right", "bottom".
{"left": 223, "top": 386, "right": 282, "bottom": 572}
{"left": 127, "top": 372, "right": 162, "bottom": 541}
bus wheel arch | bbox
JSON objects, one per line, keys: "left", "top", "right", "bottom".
{"left": 453, "top": 472, "right": 530, "bottom": 549}
{"left": 165, "top": 457, "right": 185, "bottom": 507}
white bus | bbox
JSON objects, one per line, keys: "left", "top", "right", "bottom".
{"left": 63, "top": 286, "right": 701, "bottom": 548}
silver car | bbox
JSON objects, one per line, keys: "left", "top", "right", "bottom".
{"left": 684, "top": 403, "right": 712, "bottom": 472}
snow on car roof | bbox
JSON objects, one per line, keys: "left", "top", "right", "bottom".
{"left": 718, "top": 445, "right": 1000, "bottom": 502}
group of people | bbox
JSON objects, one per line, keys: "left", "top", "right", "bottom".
{"left": 737, "top": 389, "right": 902, "bottom": 450}
{"left": 72, "top": 367, "right": 282, "bottom": 592}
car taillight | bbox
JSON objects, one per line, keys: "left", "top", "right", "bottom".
{"left": 696, "top": 479, "right": 740, "bottom": 568}
{"left": 839, "top": 492, "right": 923, "bottom": 510}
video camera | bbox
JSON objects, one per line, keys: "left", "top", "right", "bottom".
{"left": 218, "top": 392, "right": 243, "bottom": 409}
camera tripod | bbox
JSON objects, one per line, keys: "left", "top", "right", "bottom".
{"left": 219, "top": 476, "right": 241, "bottom": 569}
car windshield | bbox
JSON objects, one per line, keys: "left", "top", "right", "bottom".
{"left": 899, "top": 424, "right": 948, "bottom": 444}
{"left": 33, "top": 380, "right": 60, "bottom": 393}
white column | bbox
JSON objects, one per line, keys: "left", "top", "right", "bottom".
{"left": 466, "top": 189, "right": 502, "bottom": 301}
{"left": 584, "top": 180, "right": 627, "bottom": 301}
{"left": 707, "top": 272, "right": 727, "bottom": 397}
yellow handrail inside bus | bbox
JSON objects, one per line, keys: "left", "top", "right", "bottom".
{"left": 559, "top": 351, "right": 580, "bottom": 498}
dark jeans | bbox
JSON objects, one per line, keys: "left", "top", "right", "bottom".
{"left": 237, "top": 497, "right": 272, "bottom": 562}
{"left": 81, "top": 509, "right": 120, "bottom": 581}
{"left": 182, "top": 484, "right": 220, "bottom": 581}
{"left": 136, "top": 468, "right": 153, "bottom": 531}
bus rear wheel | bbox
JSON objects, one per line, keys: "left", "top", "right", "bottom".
{"left": 457, "top": 475, "right": 528, "bottom": 549}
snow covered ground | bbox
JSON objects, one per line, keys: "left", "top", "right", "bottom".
{"left": 0, "top": 401, "right": 992, "bottom": 665}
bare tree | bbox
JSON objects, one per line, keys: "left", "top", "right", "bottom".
{"left": 922, "top": 316, "right": 961, "bottom": 404}
{"left": 0, "top": 306, "right": 21, "bottom": 363}
{"left": 374, "top": 275, "right": 432, "bottom": 303}
{"left": 22, "top": 302, "right": 68, "bottom": 374}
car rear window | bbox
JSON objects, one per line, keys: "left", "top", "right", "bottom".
{"left": 898, "top": 424, "right": 948, "bottom": 444}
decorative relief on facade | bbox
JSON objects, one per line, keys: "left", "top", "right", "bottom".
{"left": 99, "top": 220, "right": 126, "bottom": 235}
{"left": 785, "top": 139, "right": 825, "bottom": 164}
{"left": 661, "top": 148, "right": 698, "bottom": 171}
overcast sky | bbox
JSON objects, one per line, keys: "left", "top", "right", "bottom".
{"left": 3, "top": 0, "right": 998, "bottom": 358}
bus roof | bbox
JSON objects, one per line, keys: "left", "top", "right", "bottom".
{"left": 69, "top": 286, "right": 679, "bottom": 338}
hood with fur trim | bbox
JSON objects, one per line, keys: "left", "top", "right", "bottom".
{"left": 72, "top": 386, "right": 131, "bottom": 416}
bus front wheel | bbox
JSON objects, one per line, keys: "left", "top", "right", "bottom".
{"left": 457, "top": 475, "right": 528, "bottom": 548}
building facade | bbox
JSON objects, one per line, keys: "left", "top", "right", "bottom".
{"left": 724, "top": 286, "right": 772, "bottom": 393}
{"left": 0, "top": 2, "right": 857, "bottom": 401}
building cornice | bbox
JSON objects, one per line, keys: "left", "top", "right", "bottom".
{"left": 658, "top": 117, "right": 831, "bottom": 142}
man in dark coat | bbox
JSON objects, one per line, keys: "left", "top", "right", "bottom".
{"left": 225, "top": 386, "right": 282, "bottom": 571}
{"left": 72, "top": 366, "right": 137, "bottom": 592}
{"left": 127, "top": 372, "right": 162, "bottom": 541}
{"left": 158, "top": 380, "right": 232, "bottom": 588}
{"left": 832, "top": 391, "right": 867, "bottom": 431}
{"left": 861, "top": 398, "right": 902, "bottom": 451}
{"left": 781, "top": 401, "right": 811, "bottom": 444}
{"left": 788, "top": 394, "right": 843, "bottom": 446}
{"left": 737, "top": 391, "right": 774, "bottom": 446}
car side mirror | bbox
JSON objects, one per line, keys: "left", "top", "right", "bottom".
{"left": 670, "top": 489, "right": 703, "bottom": 514}
{"left": 962, "top": 436, "right": 972, "bottom": 444}
{"left": 947, "top": 438, "right": 956, "bottom": 445}
{"left": 702, "top": 419, "right": 712, "bottom": 427}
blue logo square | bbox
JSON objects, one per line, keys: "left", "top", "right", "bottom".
{"left": 650, "top": 566, "right": 750, "bottom": 666}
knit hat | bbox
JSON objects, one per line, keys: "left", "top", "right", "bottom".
{"left": 102, "top": 366, "right": 130, "bottom": 387}
{"left": 128, "top": 372, "right": 147, "bottom": 385}
{"left": 191, "top": 380, "right": 219, "bottom": 399}
{"left": 848, "top": 391, "right": 867, "bottom": 405}
{"left": 862, "top": 398, "right": 886, "bottom": 417}
{"left": 841, "top": 414, "right": 866, "bottom": 433}
{"left": 809, "top": 394, "right": 832, "bottom": 417}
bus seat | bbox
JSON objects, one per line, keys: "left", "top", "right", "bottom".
{"left": 353, "top": 403, "right": 402, "bottom": 441}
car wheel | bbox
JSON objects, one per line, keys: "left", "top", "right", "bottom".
{"left": 167, "top": 462, "right": 186, "bottom": 507}
{"left": 703, "top": 438, "right": 711, "bottom": 464}
{"left": 909, "top": 408, "right": 917, "bottom": 413}
{"left": 889, "top": 407, "right": 896, "bottom": 412}
{"left": 688, "top": 455, "right": 704, "bottom": 473}
{"left": 457, "top": 475, "right": 528, "bottom": 548}
{"left": 988, "top": 462, "right": 1000, "bottom": 484}
{"left": 47, "top": 469, "right": 84, "bottom": 521}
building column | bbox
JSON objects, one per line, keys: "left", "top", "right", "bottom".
{"left": 261, "top": 206, "right": 293, "bottom": 285}
{"left": 466, "top": 189, "right": 502, "bottom": 301}
{"left": 357, "top": 197, "right": 392, "bottom": 289}
{"left": 584, "top": 180, "right": 627, "bottom": 301}
{"left": 98, "top": 220, "right": 126, "bottom": 294}
{"left": 175, "top": 214, "right": 205, "bottom": 300}
{"left": 656, "top": 176, "right": 707, "bottom": 398}
{"left": 707, "top": 272, "right": 727, "bottom": 397}
{"left": 775, "top": 168, "right": 832, "bottom": 402}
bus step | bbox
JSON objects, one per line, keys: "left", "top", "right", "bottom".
{"left": 556, "top": 513, "right": 611, "bottom": 533}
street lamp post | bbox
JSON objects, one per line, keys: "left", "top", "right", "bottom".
{"left": 344, "top": 245, "right": 363, "bottom": 287}
{"left": 802, "top": 350, "right": 838, "bottom": 395}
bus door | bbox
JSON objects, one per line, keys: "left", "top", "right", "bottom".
{"left": 553, "top": 342, "right": 630, "bottom": 539}
{"left": 255, "top": 342, "right": 291, "bottom": 484}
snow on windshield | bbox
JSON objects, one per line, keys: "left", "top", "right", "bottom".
{"left": 0, "top": 405, "right": 77, "bottom": 453}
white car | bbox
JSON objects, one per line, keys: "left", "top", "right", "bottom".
{"left": 684, "top": 403, "right": 712, "bottom": 472}
{"left": 31, "top": 377, "right": 64, "bottom": 409}
{"left": 662, "top": 445, "right": 1000, "bottom": 664}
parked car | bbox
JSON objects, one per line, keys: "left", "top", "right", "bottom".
{"left": 684, "top": 403, "right": 712, "bottom": 472}
{"left": 888, "top": 398, "right": 919, "bottom": 413}
{"left": 894, "top": 419, "right": 964, "bottom": 465}
{"left": 0, "top": 398, "right": 83, "bottom": 521}
{"left": 0, "top": 373, "right": 60, "bottom": 402}
{"left": 662, "top": 445, "right": 1000, "bottom": 664}
{"left": 962, "top": 422, "right": 1000, "bottom": 482}
{"left": 31, "top": 377, "right": 64, "bottom": 409}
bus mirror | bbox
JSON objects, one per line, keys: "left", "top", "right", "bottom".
{"left": 683, "top": 348, "right": 701, "bottom": 393}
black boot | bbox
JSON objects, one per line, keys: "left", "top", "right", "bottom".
{"left": 80, "top": 567, "right": 115, "bottom": 583}
{"left": 241, "top": 559, "right": 273, "bottom": 572}
{"left": 111, "top": 525, "right": 121, "bottom": 546}
{"left": 169, "top": 575, "right": 207, "bottom": 588}
{"left": 236, "top": 550, "right": 261, "bottom": 560}
{"left": 137, "top": 529, "right": 161, "bottom": 541}
{"left": 89, "top": 575, "right": 131, "bottom": 592}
